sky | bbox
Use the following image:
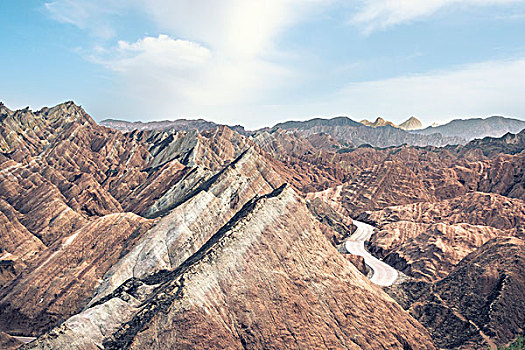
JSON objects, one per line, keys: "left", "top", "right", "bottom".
{"left": 2, "top": 1, "right": 525, "bottom": 129}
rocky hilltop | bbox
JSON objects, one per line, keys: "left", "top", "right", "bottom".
{"left": 360, "top": 116, "right": 397, "bottom": 128}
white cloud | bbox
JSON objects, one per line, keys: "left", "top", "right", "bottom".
{"left": 351, "top": 0, "right": 524, "bottom": 32}
{"left": 107, "top": 35, "right": 211, "bottom": 71}
{"left": 89, "top": 34, "right": 292, "bottom": 117}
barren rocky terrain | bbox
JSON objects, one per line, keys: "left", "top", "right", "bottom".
{"left": 0, "top": 102, "right": 524, "bottom": 349}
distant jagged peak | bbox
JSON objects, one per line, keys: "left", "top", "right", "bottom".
{"left": 398, "top": 116, "right": 423, "bottom": 130}
{"left": 360, "top": 116, "right": 397, "bottom": 128}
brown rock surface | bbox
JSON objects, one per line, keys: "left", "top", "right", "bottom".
{"left": 363, "top": 192, "right": 525, "bottom": 232}
{"left": 0, "top": 102, "right": 295, "bottom": 339}
{"left": 0, "top": 103, "right": 276, "bottom": 336}
{"left": 369, "top": 221, "right": 510, "bottom": 281}
{"left": 306, "top": 196, "right": 356, "bottom": 245}
{"left": 0, "top": 213, "right": 154, "bottom": 335}
{"left": 26, "top": 186, "right": 435, "bottom": 350}
{"left": 0, "top": 331, "right": 23, "bottom": 350}
{"left": 409, "top": 237, "right": 525, "bottom": 349}
{"left": 358, "top": 192, "right": 524, "bottom": 282}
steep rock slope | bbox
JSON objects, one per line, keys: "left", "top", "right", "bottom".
{"left": 26, "top": 186, "right": 435, "bottom": 350}
{"left": 1, "top": 213, "right": 153, "bottom": 334}
{"left": 409, "top": 238, "right": 525, "bottom": 349}
{"left": 90, "top": 147, "right": 284, "bottom": 304}
{"left": 460, "top": 129, "right": 525, "bottom": 156}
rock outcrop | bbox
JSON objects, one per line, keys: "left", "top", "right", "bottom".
{"left": 360, "top": 116, "right": 423, "bottom": 131}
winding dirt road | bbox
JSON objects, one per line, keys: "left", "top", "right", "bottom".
{"left": 345, "top": 220, "right": 398, "bottom": 286}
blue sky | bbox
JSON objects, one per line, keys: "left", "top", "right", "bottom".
{"left": 2, "top": 0, "right": 525, "bottom": 129}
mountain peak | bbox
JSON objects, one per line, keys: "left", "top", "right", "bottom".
{"left": 360, "top": 116, "right": 396, "bottom": 128}
{"left": 398, "top": 116, "right": 423, "bottom": 130}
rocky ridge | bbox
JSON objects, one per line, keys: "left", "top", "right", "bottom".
{"left": 24, "top": 185, "right": 435, "bottom": 350}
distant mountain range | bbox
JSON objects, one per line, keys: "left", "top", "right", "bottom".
{"left": 270, "top": 116, "right": 462, "bottom": 148}
{"left": 460, "top": 128, "right": 525, "bottom": 157}
{"left": 414, "top": 116, "right": 525, "bottom": 141}
{"left": 101, "top": 114, "right": 525, "bottom": 148}
{"left": 100, "top": 118, "right": 248, "bottom": 135}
